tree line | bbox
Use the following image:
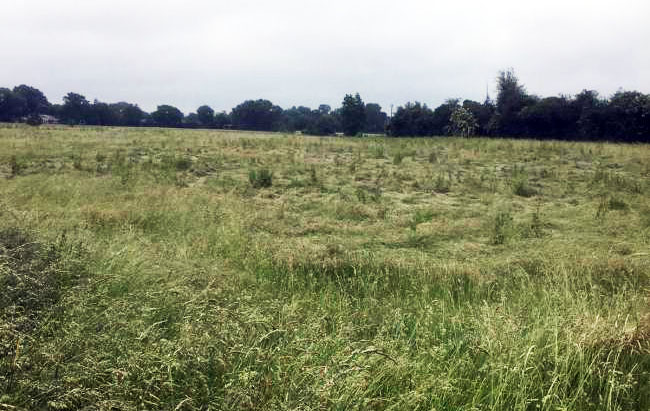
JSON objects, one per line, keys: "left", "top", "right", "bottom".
{"left": 1, "top": 70, "right": 648, "bottom": 141}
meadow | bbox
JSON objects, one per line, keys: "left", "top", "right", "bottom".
{"left": 1, "top": 124, "right": 649, "bottom": 410}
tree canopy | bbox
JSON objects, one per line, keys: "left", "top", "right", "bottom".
{"left": 1, "top": 70, "right": 648, "bottom": 141}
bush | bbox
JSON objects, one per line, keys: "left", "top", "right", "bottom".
{"left": 25, "top": 114, "right": 42, "bottom": 126}
{"left": 249, "top": 168, "right": 273, "bottom": 188}
{"left": 174, "top": 157, "right": 192, "bottom": 171}
{"left": 512, "top": 176, "right": 536, "bottom": 197}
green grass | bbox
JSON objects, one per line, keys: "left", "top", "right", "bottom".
{"left": 1, "top": 123, "right": 649, "bottom": 410}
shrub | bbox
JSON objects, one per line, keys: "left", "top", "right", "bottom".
{"left": 249, "top": 168, "right": 273, "bottom": 188}
{"left": 512, "top": 176, "right": 536, "bottom": 197}
{"left": 26, "top": 114, "right": 42, "bottom": 126}
{"left": 174, "top": 157, "right": 192, "bottom": 171}
{"left": 608, "top": 196, "right": 628, "bottom": 211}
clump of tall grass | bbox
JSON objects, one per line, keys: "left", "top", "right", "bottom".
{"left": 249, "top": 168, "right": 273, "bottom": 188}
{"left": 393, "top": 151, "right": 405, "bottom": 165}
{"left": 491, "top": 208, "right": 513, "bottom": 245}
{"left": 596, "top": 195, "right": 629, "bottom": 218}
{"left": 434, "top": 173, "right": 452, "bottom": 193}
{"left": 9, "top": 155, "right": 21, "bottom": 177}
{"left": 369, "top": 144, "right": 386, "bottom": 159}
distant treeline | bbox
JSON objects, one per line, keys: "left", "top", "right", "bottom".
{"left": 1, "top": 70, "right": 648, "bottom": 141}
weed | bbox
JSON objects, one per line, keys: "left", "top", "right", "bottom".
{"left": 309, "top": 165, "right": 318, "bottom": 185}
{"left": 72, "top": 154, "right": 83, "bottom": 170}
{"left": 370, "top": 144, "right": 386, "bottom": 159}
{"left": 408, "top": 209, "right": 434, "bottom": 233}
{"left": 491, "top": 208, "right": 513, "bottom": 245}
{"left": 608, "top": 196, "right": 628, "bottom": 211}
{"left": 175, "top": 156, "right": 192, "bottom": 171}
{"left": 393, "top": 151, "right": 405, "bottom": 165}
{"left": 1, "top": 127, "right": 649, "bottom": 410}
{"left": 434, "top": 174, "right": 451, "bottom": 193}
{"left": 249, "top": 168, "right": 273, "bottom": 188}
{"left": 9, "top": 156, "right": 21, "bottom": 177}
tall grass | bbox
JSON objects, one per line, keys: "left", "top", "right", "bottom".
{"left": 0, "top": 124, "right": 648, "bottom": 409}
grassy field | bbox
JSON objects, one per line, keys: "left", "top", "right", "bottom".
{"left": 1, "top": 124, "right": 649, "bottom": 410}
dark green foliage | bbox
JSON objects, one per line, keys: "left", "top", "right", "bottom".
{"left": 364, "top": 103, "right": 388, "bottom": 133}
{"left": 1, "top": 72, "right": 648, "bottom": 141}
{"left": 151, "top": 105, "right": 184, "bottom": 127}
{"left": 111, "top": 102, "right": 145, "bottom": 126}
{"left": 61, "top": 92, "right": 91, "bottom": 124}
{"left": 231, "top": 99, "right": 283, "bottom": 131}
{"left": 25, "top": 114, "right": 42, "bottom": 126}
{"left": 249, "top": 168, "right": 273, "bottom": 188}
{"left": 197, "top": 105, "right": 215, "bottom": 127}
{"left": 389, "top": 102, "right": 435, "bottom": 137}
{"left": 213, "top": 111, "right": 231, "bottom": 128}
{"left": 462, "top": 98, "right": 495, "bottom": 135}
{"left": 12, "top": 85, "right": 49, "bottom": 116}
{"left": 494, "top": 69, "right": 535, "bottom": 136}
{"left": 341, "top": 93, "right": 366, "bottom": 136}
{"left": 174, "top": 157, "right": 192, "bottom": 171}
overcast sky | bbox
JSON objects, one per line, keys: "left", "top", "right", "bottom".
{"left": 2, "top": 0, "right": 649, "bottom": 114}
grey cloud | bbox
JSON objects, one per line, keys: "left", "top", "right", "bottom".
{"left": 1, "top": 0, "right": 648, "bottom": 113}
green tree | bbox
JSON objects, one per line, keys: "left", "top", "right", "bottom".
{"left": 110, "top": 102, "right": 144, "bottom": 126}
{"left": 449, "top": 106, "right": 478, "bottom": 137}
{"left": 151, "top": 105, "right": 184, "bottom": 127}
{"left": 364, "top": 103, "right": 388, "bottom": 133}
{"left": 214, "top": 111, "right": 230, "bottom": 128}
{"left": 231, "top": 99, "right": 283, "bottom": 131}
{"left": 431, "top": 99, "right": 460, "bottom": 135}
{"left": 13, "top": 85, "right": 49, "bottom": 116}
{"left": 494, "top": 69, "right": 533, "bottom": 136}
{"left": 61, "top": 92, "right": 90, "bottom": 124}
{"left": 462, "top": 99, "right": 495, "bottom": 135}
{"left": 389, "top": 102, "right": 435, "bottom": 137}
{"left": 197, "top": 105, "right": 215, "bottom": 127}
{"left": 341, "top": 93, "right": 366, "bottom": 136}
{"left": 0, "top": 88, "right": 26, "bottom": 121}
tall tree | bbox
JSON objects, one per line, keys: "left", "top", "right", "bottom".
{"left": 431, "top": 99, "right": 460, "bottom": 135}
{"left": 519, "top": 96, "right": 578, "bottom": 138}
{"left": 197, "top": 105, "right": 215, "bottom": 127}
{"left": 61, "top": 92, "right": 90, "bottom": 124}
{"left": 494, "top": 69, "right": 532, "bottom": 136}
{"left": 0, "top": 88, "right": 26, "bottom": 121}
{"left": 572, "top": 90, "right": 605, "bottom": 139}
{"left": 364, "top": 103, "right": 388, "bottom": 133}
{"left": 13, "top": 85, "right": 49, "bottom": 116}
{"left": 462, "top": 99, "right": 495, "bottom": 135}
{"left": 389, "top": 102, "right": 435, "bottom": 137}
{"left": 110, "top": 102, "right": 144, "bottom": 126}
{"left": 340, "top": 93, "right": 366, "bottom": 136}
{"left": 151, "top": 105, "right": 184, "bottom": 127}
{"left": 603, "top": 91, "right": 650, "bottom": 141}
{"left": 214, "top": 111, "right": 230, "bottom": 128}
{"left": 87, "top": 100, "right": 117, "bottom": 125}
{"left": 449, "top": 107, "right": 478, "bottom": 137}
{"left": 231, "top": 99, "right": 283, "bottom": 131}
